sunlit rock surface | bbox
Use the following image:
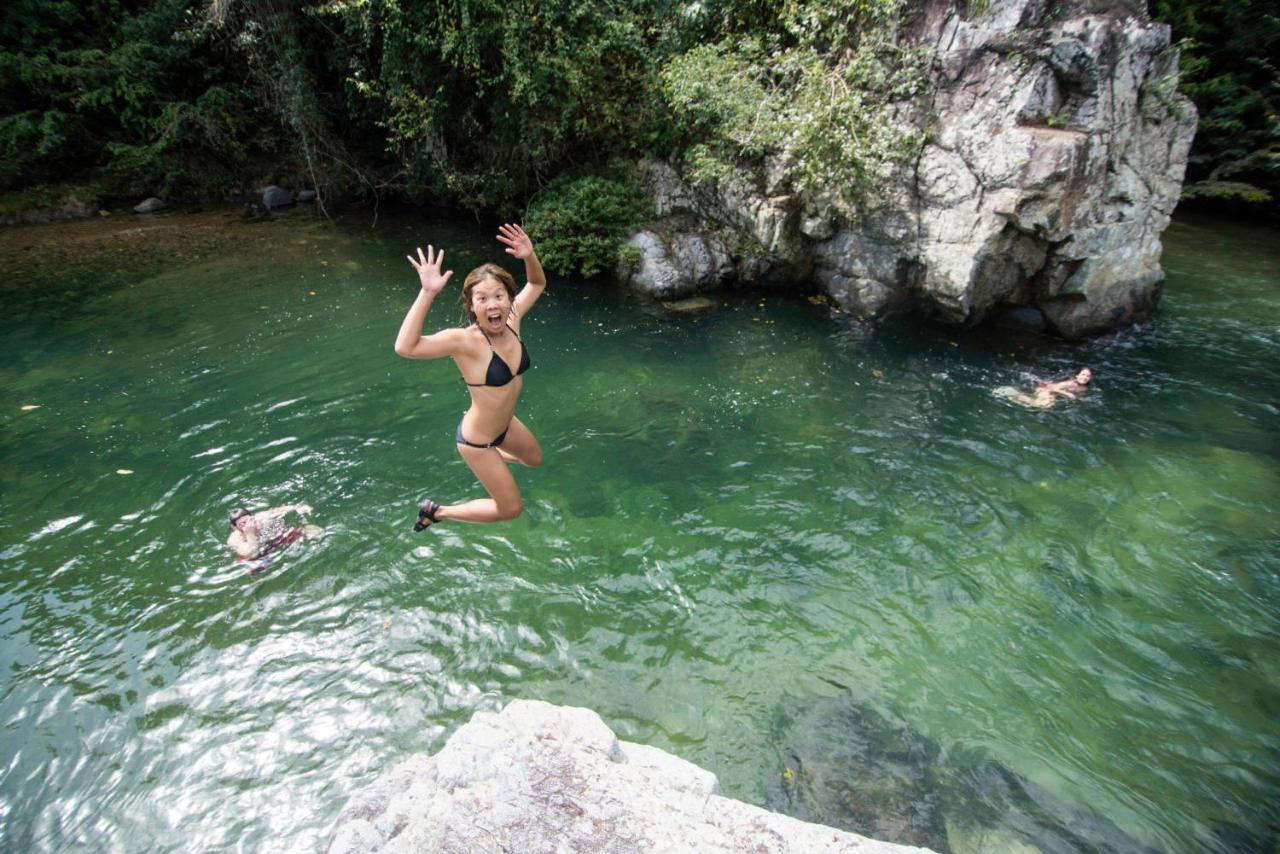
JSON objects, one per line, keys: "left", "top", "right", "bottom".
{"left": 328, "top": 699, "right": 936, "bottom": 854}
{"left": 621, "top": 0, "right": 1196, "bottom": 339}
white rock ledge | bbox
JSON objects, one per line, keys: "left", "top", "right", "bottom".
{"left": 329, "top": 699, "right": 936, "bottom": 854}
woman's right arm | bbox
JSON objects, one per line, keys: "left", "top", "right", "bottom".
{"left": 394, "top": 245, "right": 462, "bottom": 359}
{"left": 226, "top": 531, "right": 257, "bottom": 559}
{"left": 1043, "top": 378, "right": 1077, "bottom": 397}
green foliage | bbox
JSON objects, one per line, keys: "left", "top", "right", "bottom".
{"left": 214, "top": 0, "right": 385, "bottom": 204}
{"left": 339, "top": 0, "right": 675, "bottom": 214}
{"left": 0, "top": 0, "right": 281, "bottom": 197}
{"left": 1181, "top": 180, "right": 1273, "bottom": 205}
{"left": 662, "top": 0, "right": 928, "bottom": 214}
{"left": 0, "top": 0, "right": 931, "bottom": 225}
{"left": 1152, "top": 0, "right": 1279, "bottom": 211}
{"left": 965, "top": 0, "right": 993, "bottom": 18}
{"left": 525, "top": 172, "right": 652, "bottom": 278}
{"left": 1, "top": 0, "right": 1271, "bottom": 225}
{"left": 0, "top": 183, "right": 100, "bottom": 218}
{"left": 777, "top": 0, "right": 907, "bottom": 46}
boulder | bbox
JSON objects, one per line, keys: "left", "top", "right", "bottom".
{"left": 295, "top": 189, "right": 318, "bottom": 203}
{"left": 262, "top": 185, "right": 294, "bottom": 211}
{"left": 133, "top": 197, "right": 166, "bottom": 214}
{"left": 328, "top": 700, "right": 936, "bottom": 854}
{"left": 621, "top": 228, "right": 734, "bottom": 299}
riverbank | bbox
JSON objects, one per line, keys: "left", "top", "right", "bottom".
{"left": 0, "top": 205, "right": 330, "bottom": 291}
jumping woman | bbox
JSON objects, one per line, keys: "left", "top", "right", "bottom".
{"left": 394, "top": 224, "right": 547, "bottom": 530}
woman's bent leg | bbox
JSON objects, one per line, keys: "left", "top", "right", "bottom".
{"left": 436, "top": 444, "right": 524, "bottom": 523}
{"left": 993, "top": 386, "right": 1054, "bottom": 409}
{"left": 494, "top": 416, "right": 543, "bottom": 467}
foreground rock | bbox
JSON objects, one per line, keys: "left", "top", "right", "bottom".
{"left": 328, "top": 700, "right": 935, "bottom": 853}
{"left": 622, "top": 0, "right": 1196, "bottom": 339}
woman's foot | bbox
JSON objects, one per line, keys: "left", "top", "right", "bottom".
{"left": 413, "top": 500, "right": 442, "bottom": 532}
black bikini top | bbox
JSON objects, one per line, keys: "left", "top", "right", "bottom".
{"left": 465, "top": 322, "right": 530, "bottom": 387}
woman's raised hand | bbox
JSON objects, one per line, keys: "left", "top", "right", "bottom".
{"left": 406, "top": 245, "right": 453, "bottom": 294}
{"left": 496, "top": 223, "right": 534, "bottom": 259}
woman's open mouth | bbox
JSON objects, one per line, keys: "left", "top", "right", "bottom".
{"left": 486, "top": 310, "right": 503, "bottom": 328}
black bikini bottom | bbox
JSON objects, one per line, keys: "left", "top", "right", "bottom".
{"left": 456, "top": 419, "right": 509, "bottom": 449}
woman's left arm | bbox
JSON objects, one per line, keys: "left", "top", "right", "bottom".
{"left": 497, "top": 223, "right": 547, "bottom": 318}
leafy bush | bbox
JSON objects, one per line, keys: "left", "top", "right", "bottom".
{"left": 1181, "top": 180, "right": 1272, "bottom": 205}
{"left": 525, "top": 173, "right": 652, "bottom": 278}
{"left": 1153, "top": 0, "right": 1279, "bottom": 212}
{"left": 345, "top": 0, "right": 673, "bottom": 214}
{"left": 0, "top": 0, "right": 281, "bottom": 197}
{"left": 660, "top": 0, "right": 928, "bottom": 215}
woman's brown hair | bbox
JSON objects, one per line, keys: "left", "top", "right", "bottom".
{"left": 459, "top": 263, "right": 518, "bottom": 325}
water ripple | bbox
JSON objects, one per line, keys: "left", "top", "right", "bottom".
{"left": 0, "top": 212, "right": 1277, "bottom": 852}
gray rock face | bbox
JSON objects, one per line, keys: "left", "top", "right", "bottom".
{"left": 625, "top": 227, "right": 734, "bottom": 299}
{"left": 328, "top": 700, "right": 936, "bottom": 854}
{"left": 621, "top": 0, "right": 1195, "bottom": 338}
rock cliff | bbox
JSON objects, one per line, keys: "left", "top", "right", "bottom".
{"left": 327, "top": 700, "right": 936, "bottom": 853}
{"left": 623, "top": 0, "right": 1196, "bottom": 338}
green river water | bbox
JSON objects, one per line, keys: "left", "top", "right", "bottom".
{"left": 0, "top": 209, "right": 1276, "bottom": 852}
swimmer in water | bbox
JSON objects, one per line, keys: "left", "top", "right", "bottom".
{"left": 226, "top": 504, "right": 322, "bottom": 561}
{"left": 994, "top": 367, "right": 1093, "bottom": 409}
{"left": 394, "top": 224, "right": 546, "bottom": 530}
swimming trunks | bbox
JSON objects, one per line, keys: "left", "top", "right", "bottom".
{"left": 456, "top": 419, "right": 509, "bottom": 449}
{"left": 464, "top": 321, "right": 530, "bottom": 387}
{"left": 261, "top": 526, "right": 304, "bottom": 556}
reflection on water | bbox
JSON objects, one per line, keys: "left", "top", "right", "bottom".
{"left": 0, "top": 208, "right": 1277, "bottom": 852}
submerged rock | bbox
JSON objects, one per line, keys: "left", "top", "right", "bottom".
{"left": 328, "top": 700, "right": 934, "bottom": 853}
{"left": 662, "top": 295, "right": 718, "bottom": 313}
{"left": 622, "top": 0, "right": 1195, "bottom": 338}
{"left": 772, "top": 693, "right": 1161, "bottom": 854}
{"left": 943, "top": 761, "right": 1161, "bottom": 854}
{"left": 771, "top": 698, "right": 947, "bottom": 848}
